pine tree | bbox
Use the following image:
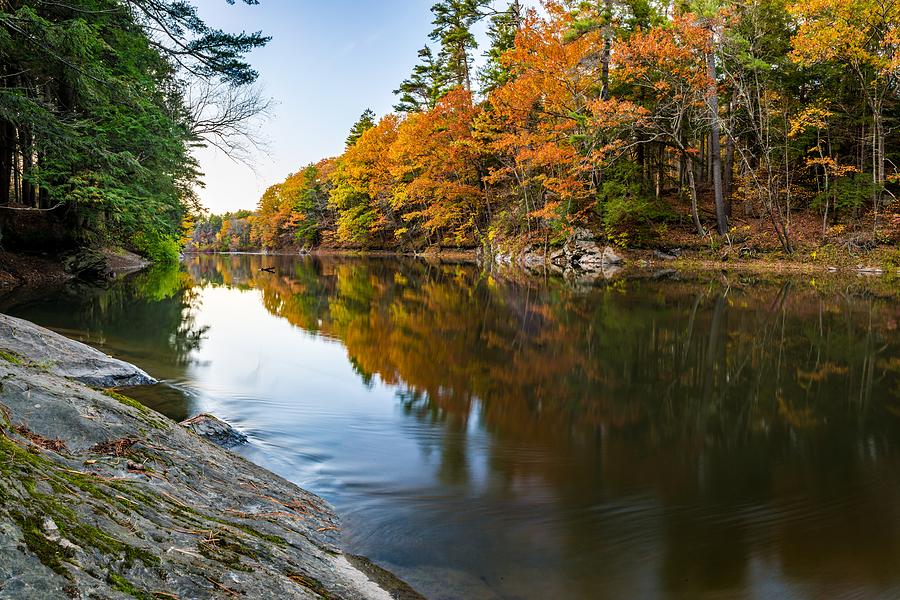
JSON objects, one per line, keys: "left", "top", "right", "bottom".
{"left": 0, "top": 0, "right": 268, "bottom": 261}
{"left": 393, "top": 47, "right": 449, "bottom": 113}
{"left": 346, "top": 109, "right": 377, "bottom": 147}
{"left": 480, "top": 0, "right": 522, "bottom": 93}
{"left": 429, "top": 0, "right": 488, "bottom": 92}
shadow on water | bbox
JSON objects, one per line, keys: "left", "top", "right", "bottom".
{"left": 1, "top": 264, "right": 207, "bottom": 421}
{"left": 5, "top": 253, "right": 900, "bottom": 599}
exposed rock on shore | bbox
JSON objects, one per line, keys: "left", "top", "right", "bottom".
{"left": 63, "top": 248, "right": 151, "bottom": 281}
{"left": 494, "top": 228, "right": 625, "bottom": 279}
{"left": 0, "top": 314, "right": 421, "bottom": 599}
{"left": 181, "top": 413, "right": 249, "bottom": 448}
{"left": 0, "top": 313, "right": 154, "bottom": 388}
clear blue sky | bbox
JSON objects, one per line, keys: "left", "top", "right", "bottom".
{"left": 192, "top": 0, "right": 490, "bottom": 214}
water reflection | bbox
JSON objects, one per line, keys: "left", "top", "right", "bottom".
{"left": 6, "top": 254, "right": 900, "bottom": 599}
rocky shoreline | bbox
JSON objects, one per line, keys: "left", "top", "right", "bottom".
{"left": 186, "top": 229, "right": 900, "bottom": 281}
{"left": 0, "top": 313, "right": 422, "bottom": 599}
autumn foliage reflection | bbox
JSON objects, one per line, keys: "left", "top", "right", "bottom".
{"left": 184, "top": 254, "right": 900, "bottom": 456}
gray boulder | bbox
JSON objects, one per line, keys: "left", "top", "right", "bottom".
{"left": 62, "top": 249, "right": 110, "bottom": 281}
{"left": 181, "top": 413, "right": 249, "bottom": 448}
{"left": 601, "top": 246, "right": 624, "bottom": 266}
{"left": 561, "top": 228, "right": 626, "bottom": 272}
{"left": 0, "top": 313, "right": 155, "bottom": 387}
{"left": 564, "top": 229, "right": 604, "bottom": 270}
{"left": 518, "top": 246, "right": 546, "bottom": 270}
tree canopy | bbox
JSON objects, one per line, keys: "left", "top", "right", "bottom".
{"left": 0, "top": 0, "right": 268, "bottom": 261}
{"left": 196, "top": 0, "right": 900, "bottom": 259}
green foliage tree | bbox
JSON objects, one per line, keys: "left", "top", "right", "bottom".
{"left": 429, "top": 0, "right": 488, "bottom": 92}
{"left": 479, "top": 0, "right": 522, "bottom": 93}
{"left": 346, "top": 109, "right": 377, "bottom": 147}
{"left": 0, "top": 0, "right": 268, "bottom": 261}
{"left": 393, "top": 46, "right": 448, "bottom": 113}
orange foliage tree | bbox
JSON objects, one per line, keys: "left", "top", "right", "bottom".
{"left": 390, "top": 88, "right": 484, "bottom": 245}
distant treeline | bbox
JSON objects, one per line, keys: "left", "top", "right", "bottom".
{"left": 240, "top": 0, "right": 900, "bottom": 257}
{"left": 184, "top": 211, "right": 255, "bottom": 253}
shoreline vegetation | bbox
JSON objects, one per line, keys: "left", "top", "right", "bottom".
{"left": 180, "top": 245, "right": 900, "bottom": 276}
{"left": 185, "top": 1, "right": 900, "bottom": 278}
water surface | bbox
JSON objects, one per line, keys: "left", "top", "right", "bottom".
{"left": 6, "top": 255, "right": 900, "bottom": 599}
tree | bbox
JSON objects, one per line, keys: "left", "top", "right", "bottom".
{"left": 346, "top": 109, "right": 377, "bottom": 148}
{"left": 0, "top": 0, "right": 268, "bottom": 260}
{"left": 790, "top": 0, "right": 900, "bottom": 224}
{"left": 480, "top": 0, "right": 522, "bottom": 93}
{"left": 485, "top": 5, "right": 619, "bottom": 234}
{"left": 393, "top": 46, "right": 448, "bottom": 113}
{"left": 718, "top": 0, "right": 799, "bottom": 252}
{"left": 248, "top": 0, "right": 900, "bottom": 258}
{"left": 429, "top": 0, "right": 489, "bottom": 92}
{"left": 390, "top": 88, "right": 483, "bottom": 243}
{"left": 328, "top": 115, "right": 401, "bottom": 246}
{"left": 614, "top": 14, "right": 715, "bottom": 235}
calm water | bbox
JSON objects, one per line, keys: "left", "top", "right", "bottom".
{"left": 5, "top": 255, "right": 900, "bottom": 599}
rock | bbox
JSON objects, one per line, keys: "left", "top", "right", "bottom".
{"left": 601, "top": 246, "right": 624, "bottom": 266}
{"left": 654, "top": 250, "right": 678, "bottom": 261}
{"left": 560, "top": 228, "right": 626, "bottom": 273}
{"left": 0, "top": 321, "right": 420, "bottom": 600}
{"left": 100, "top": 248, "right": 149, "bottom": 277}
{"left": 61, "top": 249, "right": 111, "bottom": 281}
{"left": 569, "top": 227, "right": 595, "bottom": 242}
{"left": 548, "top": 247, "right": 567, "bottom": 266}
{"left": 857, "top": 266, "right": 884, "bottom": 275}
{"left": 519, "top": 247, "right": 545, "bottom": 269}
{"left": 564, "top": 231, "right": 604, "bottom": 270}
{"left": 181, "top": 413, "right": 248, "bottom": 448}
{"left": 0, "top": 313, "right": 155, "bottom": 387}
{"left": 600, "top": 263, "right": 623, "bottom": 279}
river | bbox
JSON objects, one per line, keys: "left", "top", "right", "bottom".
{"left": 5, "top": 254, "right": 900, "bottom": 599}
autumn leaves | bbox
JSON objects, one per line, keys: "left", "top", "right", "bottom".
{"left": 251, "top": 0, "right": 900, "bottom": 254}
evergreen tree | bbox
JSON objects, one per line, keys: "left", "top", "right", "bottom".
{"left": 0, "top": 0, "right": 268, "bottom": 261}
{"left": 480, "top": 0, "right": 522, "bottom": 93}
{"left": 346, "top": 109, "right": 377, "bottom": 147}
{"left": 393, "top": 46, "right": 448, "bottom": 113}
{"left": 429, "top": 0, "right": 488, "bottom": 92}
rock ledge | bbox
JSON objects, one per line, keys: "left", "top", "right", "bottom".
{"left": 0, "top": 313, "right": 421, "bottom": 599}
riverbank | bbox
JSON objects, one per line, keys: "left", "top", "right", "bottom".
{"left": 0, "top": 313, "right": 423, "bottom": 599}
{"left": 0, "top": 249, "right": 151, "bottom": 289}
{"left": 186, "top": 239, "right": 900, "bottom": 278}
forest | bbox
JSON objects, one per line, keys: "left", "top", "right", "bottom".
{"left": 0, "top": 0, "right": 268, "bottom": 263}
{"left": 188, "top": 0, "right": 900, "bottom": 263}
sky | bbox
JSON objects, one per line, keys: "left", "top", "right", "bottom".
{"left": 190, "top": 0, "right": 496, "bottom": 214}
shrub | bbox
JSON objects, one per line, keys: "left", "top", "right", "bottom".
{"left": 130, "top": 230, "right": 180, "bottom": 264}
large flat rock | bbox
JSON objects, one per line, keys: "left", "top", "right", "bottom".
{"left": 0, "top": 354, "right": 418, "bottom": 599}
{"left": 0, "top": 313, "right": 154, "bottom": 387}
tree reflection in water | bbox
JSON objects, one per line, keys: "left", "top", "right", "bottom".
{"left": 9, "top": 253, "right": 900, "bottom": 598}
{"left": 181, "top": 254, "right": 900, "bottom": 597}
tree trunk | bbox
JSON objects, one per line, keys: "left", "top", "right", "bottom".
{"left": 0, "top": 120, "right": 12, "bottom": 206}
{"left": 21, "top": 127, "right": 35, "bottom": 207}
{"left": 723, "top": 88, "right": 737, "bottom": 220}
{"left": 599, "top": 0, "right": 613, "bottom": 101}
{"left": 656, "top": 145, "right": 664, "bottom": 198}
{"left": 707, "top": 38, "right": 727, "bottom": 235}
{"left": 636, "top": 142, "right": 645, "bottom": 193}
{"left": 873, "top": 110, "right": 884, "bottom": 228}
{"left": 686, "top": 155, "right": 705, "bottom": 236}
